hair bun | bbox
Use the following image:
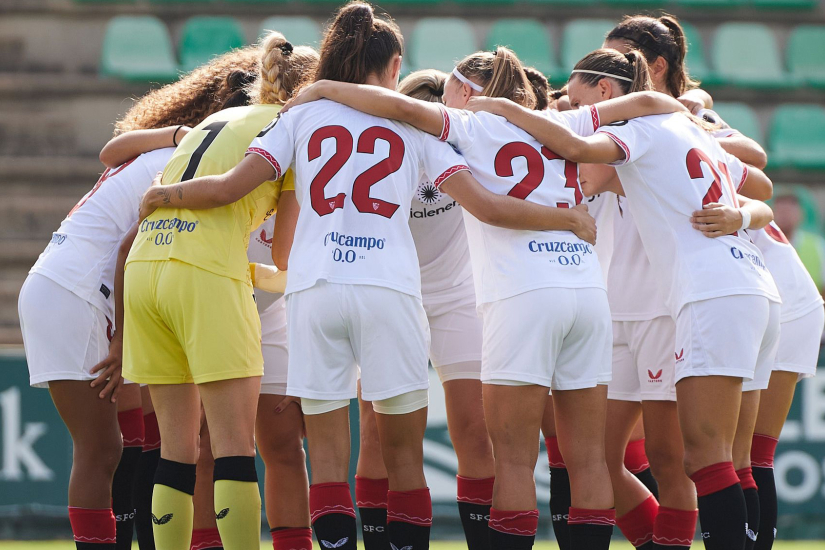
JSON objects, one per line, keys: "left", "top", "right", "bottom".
{"left": 280, "top": 41, "right": 293, "bottom": 55}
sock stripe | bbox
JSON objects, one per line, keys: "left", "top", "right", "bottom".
{"left": 142, "top": 412, "right": 161, "bottom": 452}
{"left": 190, "top": 528, "right": 222, "bottom": 550}
{"left": 545, "top": 437, "right": 565, "bottom": 468}
{"left": 68, "top": 507, "right": 117, "bottom": 544}
{"left": 455, "top": 476, "right": 494, "bottom": 506}
{"left": 751, "top": 433, "right": 779, "bottom": 468}
{"left": 690, "top": 462, "right": 740, "bottom": 497}
{"left": 354, "top": 476, "right": 388, "bottom": 508}
{"left": 387, "top": 489, "right": 432, "bottom": 527}
{"left": 488, "top": 509, "right": 539, "bottom": 536}
{"left": 568, "top": 507, "right": 616, "bottom": 526}
{"left": 616, "top": 495, "right": 658, "bottom": 547}
{"left": 623, "top": 438, "right": 650, "bottom": 474}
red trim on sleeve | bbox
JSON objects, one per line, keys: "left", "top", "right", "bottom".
{"left": 433, "top": 165, "right": 470, "bottom": 188}
{"left": 600, "top": 131, "right": 631, "bottom": 165}
{"left": 246, "top": 147, "right": 282, "bottom": 179}
{"left": 590, "top": 105, "right": 600, "bottom": 131}
{"left": 438, "top": 106, "right": 451, "bottom": 142}
{"left": 737, "top": 164, "right": 749, "bottom": 193}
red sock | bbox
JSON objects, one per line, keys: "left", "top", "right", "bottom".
{"left": 309, "top": 482, "right": 356, "bottom": 523}
{"left": 387, "top": 488, "right": 432, "bottom": 527}
{"left": 488, "top": 508, "right": 539, "bottom": 536}
{"left": 456, "top": 476, "right": 494, "bottom": 506}
{"left": 751, "top": 434, "right": 778, "bottom": 468}
{"left": 545, "top": 436, "right": 565, "bottom": 468}
{"left": 653, "top": 507, "right": 697, "bottom": 548}
{"left": 190, "top": 527, "right": 222, "bottom": 550}
{"left": 616, "top": 495, "right": 658, "bottom": 547}
{"left": 355, "top": 476, "right": 388, "bottom": 509}
{"left": 142, "top": 412, "right": 161, "bottom": 452}
{"left": 690, "top": 462, "right": 740, "bottom": 497}
{"left": 271, "top": 528, "right": 312, "bottom": 550}
{"left": 118, "top": 408, "right": 145, "bottom": 448}
{"left": 736, "top": 467, "right": 758, "bottom": 491}
{"left": 68, "top": 507, "right": 116, "bottom": 545}
{"left": 624, "top": 439, "right": 650, "bottom": 474}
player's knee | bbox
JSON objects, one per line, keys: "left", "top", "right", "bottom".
{"left": 77, "top": 433, "right": 123, "bottom": 478}
{"left": 260, "top": 435, "right": 305, "bottom": 469}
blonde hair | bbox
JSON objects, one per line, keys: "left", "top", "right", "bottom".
{"left": 397, "top": 69, "right": 446, "bottom": 103}
{"left": 455, "top": 47, "right": 536, "bottom": 109}
{"left": 114, "top": 46, "right": 261, "bottom": 135}
{"left": 249, "top": 31, "right": 320, "bottom": 105}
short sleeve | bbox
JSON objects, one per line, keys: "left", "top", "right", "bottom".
{"left": 438, "top": 106, "right": 477, "bottom": 152}
{"left": 595, "top": 119, "right": 652, "bottom": 166}
{"left": 420, "top": 135, "right": 471, "bottom": 189}
{"left": 723, "top": 151, "right": 749, "bottom": 193}
{"left": 280, "top": 169, "right": 295, "bottom": 192}
{"left": 246, "top": 113, "right": 295, "bottom": 181}
{"left": 553, "top": 105, "right": 602, "bottom": 137}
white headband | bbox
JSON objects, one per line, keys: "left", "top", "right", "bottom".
{"left": 570, "top": 69, "right": 633, "bottom": 83}
{"left": 452, "top": 68, "right": 484, "bottom": 92}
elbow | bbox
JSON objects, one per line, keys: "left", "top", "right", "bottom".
{"left": 752, "top": 150, "right": 768, "bottom": 171}
{"left": 99, "top": 146, "right": 119, "bottom": 169}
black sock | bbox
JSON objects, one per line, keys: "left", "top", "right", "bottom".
{"left": 743, "top": 488, "right": 760, "bottom": 550}
{"left": 568, "top": 523, "right": 613, "bottom": 550}
{"left": 697, "top": 484, "right": 747, "bottom": 550}
{"left": 549, "top": 467, "right": 571, "bottom": 550}
{"left": 458, "top": 502, "right": 492, "bottom": 550}
{"left": 310, "top": 483, "right": 357, "bottom": 550}
{"left": 634, "top": 468, "right": 660, "bottom": 501}
{"left": 358, "top": 507, "right": 389, "bottom": 550}
{"left": 314, "top": 515, "right": 358, "bottom": 550}
{"left": 387, "top": 520, "right": 430, "bottom": 550}
{"left": 489, "top": 528, "right": 535, "bottom": 550}
{"left": 133, "top": 449, "right": 160, "bottom": 550}
{"left": 752, "top": 466, "right": 776, "bottom": 550}
{"left": 113, "top": 446, "right": 142, "bottom": 550}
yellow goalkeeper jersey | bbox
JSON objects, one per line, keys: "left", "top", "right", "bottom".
{"left": 127, "top": 104, "right": 294, "bottom": 282}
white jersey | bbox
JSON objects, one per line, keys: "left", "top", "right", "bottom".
{"left": 248, "top": 100, "right": 469, "bottom": 298}
{"left": 750, "top": 223, "right": 823, "bottom": 323}
{"left": 409, "top": 177, "right": 474, "bottom": 302}
{"left": 597, "top": 113, "right": 779, "bottom": 315}
{"left": 30, "top": 148, "right": 174, "bottom": 320}
{"left": 608, "top": 202, "right": 670, "bottom": 320}
{"left": 437, "top": 105, "right": 605, "bottom": 305}
{"left": 586, "top": 191, "right": 617, "bottom": 282}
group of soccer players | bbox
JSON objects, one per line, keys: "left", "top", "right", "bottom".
{"left": 18, "top": 3, "right": 824, "bottom": 550}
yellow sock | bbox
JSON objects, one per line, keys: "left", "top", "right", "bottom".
{"left": 214, "top": 479, "right": 261, "bottom": 550}
{"left": 152, "top": 484, "right": 194, "bottom": 550}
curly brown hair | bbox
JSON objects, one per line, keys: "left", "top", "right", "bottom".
{"left": 113, "top": 45, "right": 262, "bottom": 135}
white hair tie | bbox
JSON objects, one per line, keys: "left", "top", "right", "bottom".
{"left": 452, "top": 68, "right": 484, "bottom": 92}
{"left": 571, "top": 69, "right": 633, "bottom": 83}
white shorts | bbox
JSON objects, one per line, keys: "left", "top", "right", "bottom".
{"left": 423, "top": 289, "right": 482, "bottom": 381}
{"left": 480, "top": 287, "right": 612, "bottom": 390}
{"left": 774, "top": 306, "right": 825, "bottom": 380}
{"left": 286, "top": 281, "right": 430, "bottom": 402}
{"left": 608, "top": 316, "right": 677, "bottom": 402}
{"left": 260, "top": 297, "right": 289, "bottom": 395}
{"left": 675, "top": 295, "right": 780, "bottom": 389}
{"left": 19, "top": 274, "right": 112, "bottom": 388}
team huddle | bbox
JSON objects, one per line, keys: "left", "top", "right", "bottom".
{"left": 17, "top": 3, "right": 824, "bottom": 550}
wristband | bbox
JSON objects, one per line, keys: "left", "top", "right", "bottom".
{"left": 172, "top": 125, "right": 183, "bottom": 147}
{"left": 738, "top": 208, "right": 752, "bottom": 231}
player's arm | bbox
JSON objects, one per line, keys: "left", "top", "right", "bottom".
{"left": 139, "top": 154, "right": 276, "bottom": 221}
{"left": 271, "top": 190, "right": 298, "bottom": 271}
{"left": 89, "top": 222, "right": 138, "bottom": 402}
{"left": 736, "top": 162, "right": 772, "bottom": 200}
{"left": 100, "top": 126, "right": 190, "bottom": 168}
{"left": 691, "top": 196, "right": 774, "bottom": 238}
{"left": 439, "top": 171, "right": 597, "bottom": 245}
{"left": 717, "top": 135, "right": 768, "bottom": 171}
{"left": 677, "top": 89, "right": 713, "bottom": 113}
{"left": 284, "top": 80, "right": 444, "bottom": 137}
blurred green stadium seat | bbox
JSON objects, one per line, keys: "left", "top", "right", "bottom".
{"left": 100, "top": 16, "right": 179, "bottom": 82}
{"left": 787, "top": 25, "right": 825, "bottom": 88}
{"left": 259, "top": 17, "right": 322, "bottom": 47}
{"left": 712, "top": 102, "right": 763, "bottom": 144}
{"left": 410, "top": 18, "right": 477, "bottom": 72}
{"left": 485, "top": 19, "right": 558, "bottom": 77}
{"left": 180, "top": 17, "right": 246, "bottom": 73}
{"left": 752, "top": 0, "right": 817, "bottom": 9}
{"left": 75, "top": 0, "right": 134, "bottom": 3}
{"left": 712, "top": 23, "right": 801, "bottom": 88}
{"left": 769, "top": 104, "right": 825, "bottom": 169}
{"left": 525, "top": 0, "right": 596, "bottom": 5}
{"left": 225, "top": 0, "right": 287, "bottom": 3}
{"left": 149, "top": 0, "right": 214, "bottom": 3}
{"left": 681, "top": 22, "right": 720, "bottom": 86}
{"left": 675, "top": 0, "right": 746, "bottom": 8}
{"left": 562, "top": 19, "right": 615, "bottom": 74}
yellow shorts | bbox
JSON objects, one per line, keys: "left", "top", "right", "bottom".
{"left": 122, "top": 260, "right": 263, "bottom": 385}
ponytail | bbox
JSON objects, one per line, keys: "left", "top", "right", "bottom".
{"left": 398, "top": 69, "right": 446, "bottom": 103}
{"left": 250, "top": 31, "right": 319, "bottom": 105}
{"left": 454, "top": 47, "right": 536, "bottom": 108}
{"left": 570, "top": 48, "right": 653, "bottom": 94}
{"left": 523, "top": 66, "right": 550, "bottom": 111}
{"left": 316, "top": 1, "right": 403, "bottom": 84}
{"left": 606, "top": 14, "right": 699, "bottom": 97}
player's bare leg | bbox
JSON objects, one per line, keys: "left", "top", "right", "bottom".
{"left": 256, "top": 393, "right": 310, "bottom": 550}
{"left": 604, "top": 400, "right": 648, "bottom": 516}
{"left": 51, "top": 380, "right": 122, "bottom": 548}
{"left": 483, "top": 384, "right": 547, "bottom": 549}
{"left": 676, "top": 375, "right": 745, "bottom": 550}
